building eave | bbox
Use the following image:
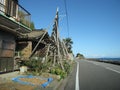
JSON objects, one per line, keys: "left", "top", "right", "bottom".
{"left": 0, "top": 13, "right": 32, "bottom": 34}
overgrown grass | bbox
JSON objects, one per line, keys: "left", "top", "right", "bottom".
{"left": 19, "top": 58, "right": 74, "bottom": 79}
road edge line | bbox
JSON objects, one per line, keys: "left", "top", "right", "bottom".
{"left": 76, "top": 61, "right": 80, "bottom": 90}
{"left": 105, "top": 67, "right": 120, "bottom": 74}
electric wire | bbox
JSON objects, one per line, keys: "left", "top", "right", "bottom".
{"left": 63, "top": 0, "right": 70, "bottom": 37}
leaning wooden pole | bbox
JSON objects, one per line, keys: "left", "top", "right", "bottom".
{"left": 62, "top": 40, "right": 69, "bottom": 59}
{"left": 53, "top": 49, "right": 56, "bottom": 67}
{"left": 61, "top": 41, "right": 67, "bottom": 59}
{"left": 45, "top": 44, "right": 50, "bottom": 63}
{"left": 55, "top": 8, "right": 64, "bottom": 70}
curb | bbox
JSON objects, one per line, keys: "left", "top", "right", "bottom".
{"left": 53, "top": 79, "right": 63, "bottom": 90}
{"left": 54, "top": 63, "right": 76, "bottom": 90}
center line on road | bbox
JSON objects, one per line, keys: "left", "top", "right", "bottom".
{"left": 76, "top": 61, "right": 80, "bottom": 90}
{"left": 105, "top": 67, "right": 120, "bottom": 74}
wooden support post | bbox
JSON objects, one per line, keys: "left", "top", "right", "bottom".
{"left": 45, "top": 44, "right": 50, "bottom": 63}
{"left": 62, "top": 40, "right": 69, "bottom": 59}
{"left": 61, "top": 41, "right": 66, "bottom": 59}
{"left": 51, "top": 8, "right": 65, "bottom": 70}
{"left": 53, "top": 49, "right": 56, "bottom": 67}
{"left": 29, "top": 31, "right": 47, "bottom": 58}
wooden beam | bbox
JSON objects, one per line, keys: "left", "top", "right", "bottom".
{"left": 45, "top": 44, "right": 50, "bottom": 62}
{"left": 62, "top": 40, "right": 69, "bottom": 57}
{"left": 29, "top": 31, "right": 47, "bottom": 58}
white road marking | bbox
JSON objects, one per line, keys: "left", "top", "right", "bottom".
{"left": 84, "top": 60, "right": 120, "bottom": 74}
{"left": 105, "top": 67, "right": 120, "bottom": 74}
{"left": 76, "top": 61, "right": 80, "bottom": 90}
{"left": 83, "top": 60, "right": 99, "bottom": 66}
{"left": 91, "top": 62, "right": 99, "bottom": 66}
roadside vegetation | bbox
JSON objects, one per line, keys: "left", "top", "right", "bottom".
{"left": 76, "top": 53, "right": 85, "bottom": 59}
{"left": 63, "top": 38, "right": 73, "bottom": 53}
{"left": 19, "top": 38, "right": 74, "bottom": 80}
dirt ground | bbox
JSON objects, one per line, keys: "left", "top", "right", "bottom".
{"left": 0, "top": 82, "right": 36, "bottom": 90}
{"left": 0, "top": 72, "right": 59, "bottom": 90}
{"left": 0, "top": 72, "right": 43, "bottom": 90}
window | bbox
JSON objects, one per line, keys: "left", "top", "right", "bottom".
{"left": 12, "top": 0, "right": 17, "bottom": 17}
{"left": 6, "top": 0, "right": 12, "bottom": 16}
{"left": 5, "top": 0, "right": 18, "bottom": 18}
{"left": 0, "top": 0, "right": 6, "bottom": 13}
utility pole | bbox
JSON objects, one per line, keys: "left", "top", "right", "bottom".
{"left": 52, "top": 8, "right": 64, "bottom": 70}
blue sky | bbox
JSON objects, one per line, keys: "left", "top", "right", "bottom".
{"left": 19, "top": 0, "right": 120, "bottom": 58}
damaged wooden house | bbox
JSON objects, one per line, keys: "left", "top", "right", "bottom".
{"left": 0, "top": 0, "right": 51, "bottom": 73}
{"left": 15, "top": 29, "right": 50, "bottom": 64}
{"left": 0, "top": 0, "right": 70, "bottom": 73}
{"left": 0, "top": 0, "right": 32, "bottom": 72}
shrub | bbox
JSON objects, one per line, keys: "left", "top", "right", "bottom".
{"left": 63, "top": 61, "right": 71, "bottom": 74}
{"left": 50, "top": 68, "right": 67, "bottom": 79}
{"left": 19, "top": 59, "right": 51, "bottom": 75}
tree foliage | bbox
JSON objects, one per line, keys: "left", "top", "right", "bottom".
{"left": 30, "top": 21, "right": 35, "bottom": 30}
{"left": 76, "top": 53, "right": 85, "bottom": 59}
{"left": 63, "top": 38, "right": 73, "bottom": 53}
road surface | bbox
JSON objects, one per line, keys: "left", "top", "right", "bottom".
{"left": 60, "top": 59, "right": 120, "bottom": 90}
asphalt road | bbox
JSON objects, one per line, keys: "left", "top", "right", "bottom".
{"left": 79, "top": 60, "right": 120, "bottom": 90}
{"left": 61, "top": 60, "right": 120, "bottom": 90}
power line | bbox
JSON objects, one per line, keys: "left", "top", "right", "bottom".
{"left": 63, "top": 0, "right": 70, "bottom": 37}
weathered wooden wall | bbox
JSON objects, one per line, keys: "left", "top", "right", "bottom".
{"left": 0, "top": 30, "right": 15, "bottom": 72}
{"left": 16, "top": 41, "right": 32, "bottom": 60}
